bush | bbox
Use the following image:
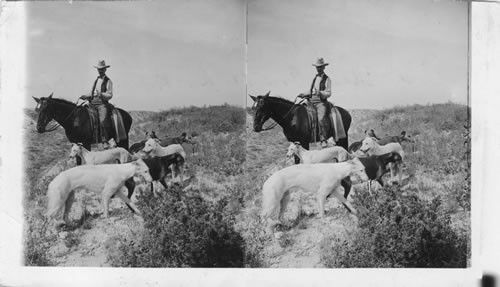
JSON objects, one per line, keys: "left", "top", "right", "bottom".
{"left": 111, "top": 186, "right": 245, "bottom": 267}
{"left": 320, "top": 185, "right": 468, "bottom": 268}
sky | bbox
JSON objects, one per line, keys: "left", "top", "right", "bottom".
{"left": 25, "top": 0, "right": 246, "bottom": 111}
{"left": 247, "top": 0, "right": 468, "bottom": 110}
{"left": 23, "top": 0, "right": 468, "bottom": 112}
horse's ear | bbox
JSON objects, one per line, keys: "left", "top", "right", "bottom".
{"left": 249, "top": 95, "right": 257, "bottom": 102}
{"left": 32, "top": 96, "right": 40, "bottom": 103}
{"left": 48, "top": 92, "right": 53, "bottom": 98}
{"left": 264, "top": 91, "right": 270, "bottom": 97}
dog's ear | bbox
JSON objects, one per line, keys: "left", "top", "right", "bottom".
{"left": 249, "top": 94, "right": 257, "bottom": 102}
{"left": 401, "top": 131, "right": 406, "bottom": 136}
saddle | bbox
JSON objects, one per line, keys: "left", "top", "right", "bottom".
{"left": 300, "top": 100, "right": 346, "bottom": 143}
{"left": 85, "top": 104, "right": 127, "bottom": 144}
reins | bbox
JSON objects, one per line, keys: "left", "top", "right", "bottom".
{"left": 260, "top": 96, "right": 302, "bottom": 131}
{"left": 42, "top": 100, "right": 85, "bottom": 132}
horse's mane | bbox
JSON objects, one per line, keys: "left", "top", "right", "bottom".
{"left": 265, "top": 96, "right": 294, "bottom": 105}
{"left": 47, "top": 97, "right": 77, "bottom": 106}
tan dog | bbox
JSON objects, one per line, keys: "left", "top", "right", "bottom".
{"left": 46, "top": 159, "right": 152, "bottom": 229}
{"left": 286, "top": 141, "right": 350, "bottom": 163}
{"left": 69, "top": 143, "right": 132, "bottom": 165}
{"left": 261, "top": 157, "right": 368, "bottom": 233}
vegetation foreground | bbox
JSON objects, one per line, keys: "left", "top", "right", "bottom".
{"left": 23, "top": 102, "right": 470, "bottom": 267}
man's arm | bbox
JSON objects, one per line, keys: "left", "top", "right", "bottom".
{"left": 101, "top": 80, "right": 113, "bottom": 101}
{"left": 317, "top": 77, "right": 331, "bottom": 100}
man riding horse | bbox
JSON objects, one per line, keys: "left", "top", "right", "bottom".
{"left": 79, "top": 60, "right": 115, "bottom": 147}
{"left": 298, "top": 57, "right": 334, "bottom": 148}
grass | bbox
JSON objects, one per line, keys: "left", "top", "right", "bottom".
{"left": 23, "top": 102, "right": 470, "bottom": 267}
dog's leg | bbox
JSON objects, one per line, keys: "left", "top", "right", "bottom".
{"left": 317, "top": 185, "right": 336, "bottom": 218}
{"left": 114, "top": 190, "right": 141, "bottom": 215}
{"left": 368, "top": 181, "right": 373, "bottom": 195}
{"left": 101, "top": 187, "right": 115, "bottom": 218}
{"left": 125, "top": 177, "right": 135, "bottom": 199}
{"left": 278, "top": 191, "right": 291, "bottom": 223}
{"left": 179, "top": 162, "right": 184, "bottom": 184}
{"left": 63, "top": 190, "right": 76, "bottom": 224}
{"left": 331, "top": 186, "right": 357, "bottom": 214}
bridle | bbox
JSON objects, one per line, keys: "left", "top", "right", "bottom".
{"left": 255, "top": 96, "right": 301, "bottom": 131}
{"left": 37, "top": 99, "right": 84, "bottom": 132}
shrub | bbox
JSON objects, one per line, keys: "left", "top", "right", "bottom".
{"left": 320, "top": 185, "right": 468, "bottom": 268}
{"left": 111, "top": 186, "right": 245, "bottom": 267}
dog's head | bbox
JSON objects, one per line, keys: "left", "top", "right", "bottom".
{"left": 359, "top": 136, "right": 377, "bottom": 153}
{"left": 400, "top": 131, "right": 415, "bottom": 143}
{"left": 365, "top": 129, "right": 380, "bottom": 140}
{"left": 286, "top": 142, "right": 300, "bottom": 157}
{"left": 69, "top": 143, "right": 83, "bottom": 159}
{"left": 107, "top": 138, "right": 117, "bottom": 148}
{"left": 348, "top": 157, "right": 369, "bottom": 182}
{"left": 133, "top": 159, "right": 153, "bottom": 183}
{"left": 142, "top": 138, "right": 158, "bottom": 153}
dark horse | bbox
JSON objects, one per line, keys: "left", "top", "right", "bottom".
{"left": 33, "top": 93, "right": 136, "bottom": 201}
{"left": 249, "top": 91, "right": 351, "bottom": 150}
{"left": 33, "top": 93, "right": 132, "bottom": 151}
{"left": 249, "top": 91, "right": 355, "bottom": 205}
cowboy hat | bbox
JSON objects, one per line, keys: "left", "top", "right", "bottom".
{"left": 94, "top": 60, "right": 110, "bottom": 69}
{"left": 312, "top": 58, "right": 329, "bottom": 67}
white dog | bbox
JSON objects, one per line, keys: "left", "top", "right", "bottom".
{"left": 69, "top": 143, "right": 132, "bottom": 165}
{"left": 261, "top": 157, "right": 368, "bottom": 233}
{"left": 286, "top": 141, "right": 350, "bottom": 164}
{"left": 46, "top": 159, "right": 152, "bottom": 229}
{"left": 359, "top": 136, "right": 405, "bottom": 183}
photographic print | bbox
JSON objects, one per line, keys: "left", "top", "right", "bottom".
{"left": 22, "top": 0, "right": 247, "bottom": 267}
{"left": 245, "top": 0, "right": 470, "bottom": 268}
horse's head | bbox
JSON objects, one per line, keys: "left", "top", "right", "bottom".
{"left": 33, "top": 93, "right": 54, "bottom": 133}
{"left": 249, "top": 91, "right": 271, "bottom": 132}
